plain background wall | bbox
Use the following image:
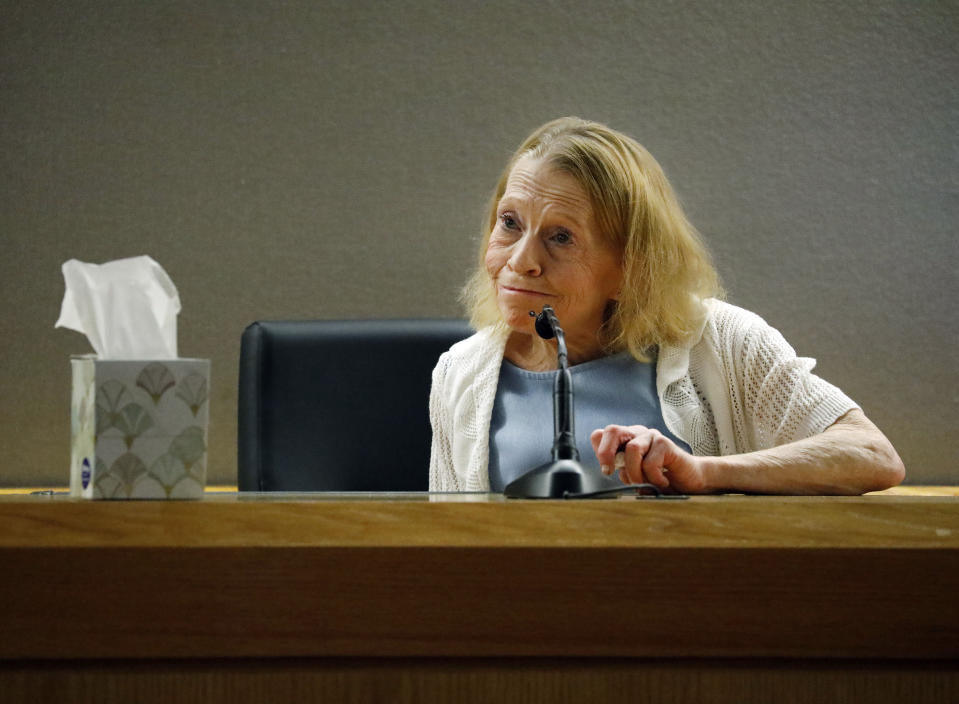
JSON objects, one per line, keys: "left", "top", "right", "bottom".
{"left": 2, "top": 0, "right": 956, "bottom": 487}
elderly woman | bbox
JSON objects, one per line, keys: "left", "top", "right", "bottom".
{"left": 429, "top": 117, "right": 904, "bottom": 495}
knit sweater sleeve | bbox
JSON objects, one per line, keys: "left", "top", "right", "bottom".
{"left": 712, "top": 303, "right": 860, "bottom": 452}
{"left": 428, "top": 351, "right": 461, "bottom": 492}
{"left": 427, "top": 327, "right": 505, "bottom": 492}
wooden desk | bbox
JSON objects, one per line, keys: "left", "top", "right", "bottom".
{"left": 2, "top": 492, "right": 958, "bottom": 703}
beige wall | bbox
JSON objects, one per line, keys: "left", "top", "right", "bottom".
{"left": 2, "top": 0, "right": 956, "bottom": 486}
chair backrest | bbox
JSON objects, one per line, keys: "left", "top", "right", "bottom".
{"left": 238, "top": 319, "right": 472, "bottom": 491}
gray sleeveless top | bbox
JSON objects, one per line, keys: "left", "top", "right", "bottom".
{"left": 488, "top": 351, "right": 690, "bottom": 491}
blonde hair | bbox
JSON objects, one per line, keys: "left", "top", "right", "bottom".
{"left": 462, "top": 116, "right": 722, "bottom": 359}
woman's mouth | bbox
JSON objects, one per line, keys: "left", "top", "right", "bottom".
{"left": 500, "top": 285, "right": 551, "bottom": 297}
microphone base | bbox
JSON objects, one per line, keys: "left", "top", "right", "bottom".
{"left": 503, "top": 459, "right": 621, "bottom": 499}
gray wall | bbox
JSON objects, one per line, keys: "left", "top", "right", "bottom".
{"left": 2, "top": 0, "right": 956, "bottom": 487}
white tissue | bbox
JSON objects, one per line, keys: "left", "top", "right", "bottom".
{"left": 55, "top": 256, "right": 181, "bottom": 359}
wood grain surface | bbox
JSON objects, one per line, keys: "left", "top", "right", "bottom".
{"left": 3, "top": 493, "right": 958, "bottom": 703}
{"left": 2, "top": 494, "right": 958, "bottom": 662}
{"left": 3, "top": 657, "right": 958, "bottom": 704}
{"left": 2, "top": 493, "right": 959, "bottom": 548}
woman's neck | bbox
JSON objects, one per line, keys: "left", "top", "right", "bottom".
{"left": 503, "top": 330, "right": 607, "bottom": 371}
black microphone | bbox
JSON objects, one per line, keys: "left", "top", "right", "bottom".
{"left": 502, "top": 304, "right": 620, "bottom": 499}
{"left": 530, "top": 305, "right": 576, "bottom": 461}
{"left": 533, "top": 308, "right": 554, "bottom": 340}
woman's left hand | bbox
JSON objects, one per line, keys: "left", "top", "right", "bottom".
{"left": 590, "top": 424, "right": 708, "bottom": 493}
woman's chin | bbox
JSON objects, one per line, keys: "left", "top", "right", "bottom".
{"left": 499, "top": 306, "right": 537, "bottom": 334}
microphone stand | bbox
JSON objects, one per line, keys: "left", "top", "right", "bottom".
{"left": 503, "top": 305, "right": 621, "bottom": 499}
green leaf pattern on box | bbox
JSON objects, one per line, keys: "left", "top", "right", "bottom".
{"left": 147, "top": 453, "right": 207, "bottom": 498}
{"left": 96, "top": 452, "right": 147, "bottom": 498}
{"left": 169, "top": 426, "right": 206, "bottom": 470}
{"left": 73, "top": 358, "right": 210, "bottom": 500}
{"left": 175, "top": 372, "right": 208, "bottom": 416}
{"left": 113, "top": 403, "right": 155, "bottom": 449}
{"left": 136, "top": 362, "right": 177, "bottom": 404}
{"left": 96, "top": 379, "right": 131, "bottom": 434}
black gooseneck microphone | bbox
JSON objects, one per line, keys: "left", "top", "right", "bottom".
{"left": 531, "top": 305, "right": 577, "bottom": 463}
{"left": 503, "top": 304, "right": 621, "bottom": 499}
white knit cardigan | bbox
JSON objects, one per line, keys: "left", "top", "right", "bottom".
{"left": 428, "top": 299, "right": 858, "bottom": 492}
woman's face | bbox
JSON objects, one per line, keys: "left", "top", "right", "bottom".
{"left": 485, "top": 156, "right": 623, "bottom": 351}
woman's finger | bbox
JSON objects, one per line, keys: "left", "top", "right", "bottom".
{"left": 590, "top": 428, "right": 614, "bottom": 474}
{"left": 593, "top": 425, "right": 635, "bottom": 475}
{"left": 623, "top": 432, "right": 653, "bottom": 484}
{"left": 641, "top": 432, "right": 670, "bottom": 488}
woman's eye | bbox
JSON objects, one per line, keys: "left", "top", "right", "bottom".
{"left": 551, "top": 230, "right": 572, "bottom": 245}
{"left": 500, "top": 214, "right": 519, "bottom": 230}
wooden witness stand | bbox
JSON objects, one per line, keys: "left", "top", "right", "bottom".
{"left": 2, "top": 490, "right": 958, "bottom": 703}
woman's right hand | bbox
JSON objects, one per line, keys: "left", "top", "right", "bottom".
{"left": 590, "top": 424, "right": 709, "bottom": 493}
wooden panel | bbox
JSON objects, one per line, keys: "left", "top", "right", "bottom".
{"left": 2, "top": 657, "right": 958, "bottom": 704}
{"left": 2, "top": 494, "right": 959, "bottom": 548}
{"left": 1, "top": 495, "right": 958, "bottom": 663}
{"left": 3, "top": 545, "right": 959, "bottom": 659}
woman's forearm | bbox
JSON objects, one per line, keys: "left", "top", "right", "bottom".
{"left": 698, "top": 409, "right": 905, "bottom": 495}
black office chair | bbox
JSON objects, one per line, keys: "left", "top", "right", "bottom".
{"left": 237, "top": 319, "right": 473, "bottom": 491}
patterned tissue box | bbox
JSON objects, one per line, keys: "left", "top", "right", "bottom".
{"left": 70, "top": 356, "right": 211, "bottom": 499}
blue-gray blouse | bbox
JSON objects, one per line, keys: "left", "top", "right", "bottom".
{"left": 488, "top": 351, "right": 690, "bottom": 491}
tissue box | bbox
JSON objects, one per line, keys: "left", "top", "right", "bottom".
{"left": 70, "top": 356, "right": 211, "bottom": 499}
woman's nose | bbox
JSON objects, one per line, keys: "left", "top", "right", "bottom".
{"left": 506, "top": 233, "right": 542, "bottom": 276}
